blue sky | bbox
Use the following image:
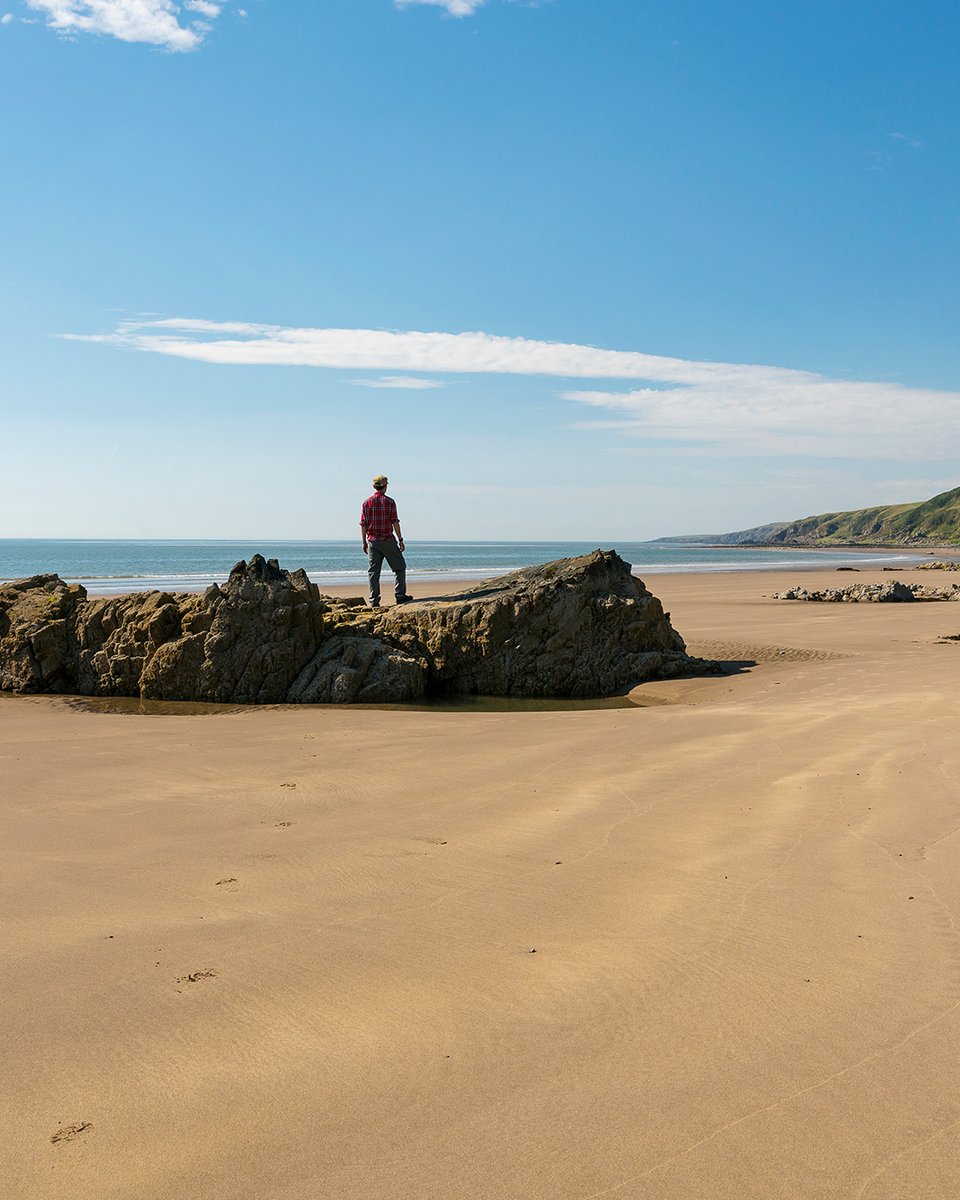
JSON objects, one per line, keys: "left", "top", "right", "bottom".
{"left": 2, "top": 0, "right": 958, "bottom": 540}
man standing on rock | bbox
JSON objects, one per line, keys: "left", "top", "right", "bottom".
{"left": 360, "top": 474, "right": 413, "bottom": 608}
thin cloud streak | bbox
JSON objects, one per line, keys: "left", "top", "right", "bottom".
{"left": 348, "top": 376, "right": 445, "bottom": 389}
{"left": 395, "top": 0, "right": 487, "bottom": 15}
{"left": 67, "top": 317, "right": 960, "bottom": 460}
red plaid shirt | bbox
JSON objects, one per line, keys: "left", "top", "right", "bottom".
{"left": 360, "top": 492, "right": 399, "bottom": 542}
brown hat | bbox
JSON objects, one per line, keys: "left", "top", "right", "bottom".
{"left": 372, "top": 474, "right": 388, "bottom": 487}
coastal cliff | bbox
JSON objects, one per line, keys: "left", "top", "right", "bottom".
{"left": 0, "top": 551, "right": 696, "bottom": 704}
{"left": 658, "top": 484, "right": 960, "bottom": 548}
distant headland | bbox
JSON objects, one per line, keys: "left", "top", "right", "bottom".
{"left": 656, "top": 485, "right": 960, "bottom": 549}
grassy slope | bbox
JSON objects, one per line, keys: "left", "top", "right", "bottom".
{"left": 661, "top": 486, "right": 960, "bottom": 546}
{"left": 766, "top": 486, "right": 960, "bottom": 545}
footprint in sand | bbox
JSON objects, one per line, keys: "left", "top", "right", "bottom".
{"left": 176, "top": 969, "right": 218, "bottom": 987}
{"left": 275, "top": 820, "right": 294, "bottom": 828}
{"left": 51, "top": 1122, "right": 92, "bottom": 1144}
{"left": 280, "top": 782, "right": 297, "bottom": 789}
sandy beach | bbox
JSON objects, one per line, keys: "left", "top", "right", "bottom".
{"left": 4, "top": 564, "right": 960, "bottom": 1199}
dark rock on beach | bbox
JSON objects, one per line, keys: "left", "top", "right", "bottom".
{"left": 773, "top": 581, "right": 960, "bottom": 603}
{"left": 0, "top": 574, "right": 84, "bottom": 693}
{"left": 354, "top": 551, "right": 691, "bottom": 698}
{"left": 0, "top": 550, "right": 698, "bottom": 704}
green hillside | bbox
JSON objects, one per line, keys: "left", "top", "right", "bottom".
{"left": 662, "top": 485, "right": 960, "bottom": 547}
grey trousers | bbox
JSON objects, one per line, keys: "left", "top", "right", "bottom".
{"left": 367, "top": 539, "right": 407, "bottom": 603}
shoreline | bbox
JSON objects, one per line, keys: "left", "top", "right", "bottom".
{"left": 5, "top": 541, "right": 958, "bottom": 600}
{"left": 697, "top": 541, "right": 960, "bottom": 552}
{"left": 105, "top": 551, "right": 960, "bottom": 603}
{"left": 5, "top": 543, "right": 955, "bottom": 601}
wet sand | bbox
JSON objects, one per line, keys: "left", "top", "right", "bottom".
{"left": 4, "top": 566, "right": 960, "bottom": 1198}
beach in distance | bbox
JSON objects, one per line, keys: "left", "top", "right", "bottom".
{"left": 5, "top": 561, "right": 960, "bottom": 1198}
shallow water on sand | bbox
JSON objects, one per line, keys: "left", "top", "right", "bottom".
{"left": 2, "top": 692, "right": 658, "bottom": 717}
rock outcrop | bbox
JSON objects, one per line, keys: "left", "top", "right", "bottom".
{"left": 773, "top": 581, "right": 960, "bottom": 603}
{"left": 0, "top": 551, "right": 697, "bottom": 704}
{"left": 0, "top": 574, "right": 85, "bottom": 694}
{"left": 355, "top": 552, "right": 690, "bottom": 697}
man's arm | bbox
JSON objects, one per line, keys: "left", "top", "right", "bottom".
{"left": 360, "top": 504, "right": 368, "bottom": 553}
{"left": 392, "top": 519, "right": 404, "bottom": 552}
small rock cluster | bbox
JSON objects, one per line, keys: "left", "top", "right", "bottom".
{"left": 0, "top": 551, "right": 698, "bottom": 703}
{"left": 773, "top": 581, "right": 960, "bottom": 603}
{"left": 916, "top": 560, "right": 960, "bottom": 571}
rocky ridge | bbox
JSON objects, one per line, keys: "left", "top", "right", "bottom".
{"left": 773, "top": 581, "right": 960, "bottom": 603}
{"left": 0, "top": 551, "right": 697, "bottom": 703}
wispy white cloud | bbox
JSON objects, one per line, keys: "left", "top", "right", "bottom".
{"left": 872, "top": 476, "right": 960, "bottom": 497}
{"left": 24, "top": 0, "right": 230, "bottom": 50}
{"left": 561, "top": 376, "right": 960, "bottom": 459}
{"left": 888, "top": 130, "right": 923, "bottom": 148}
{"left": 395, "top": 0, "right": 487, "bottom": 16}
{"left": 65, "top": 317, "right": 960, "bottom": 460}
{"left": 348, "top": 375, "right": 445, "bottom": 389}
{"left": 1, "top": 12, "right": 14, "bottom": 23}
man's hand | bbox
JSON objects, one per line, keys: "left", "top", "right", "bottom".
{"left": 398, "top": 539, "right": 405, "bottom": 551}
{"left": 361, "top": 541, "right": 367, "bottom": 554}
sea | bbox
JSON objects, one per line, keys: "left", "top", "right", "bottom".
{"left": 0, "top": 539, "right": 928, "bottom": 596}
